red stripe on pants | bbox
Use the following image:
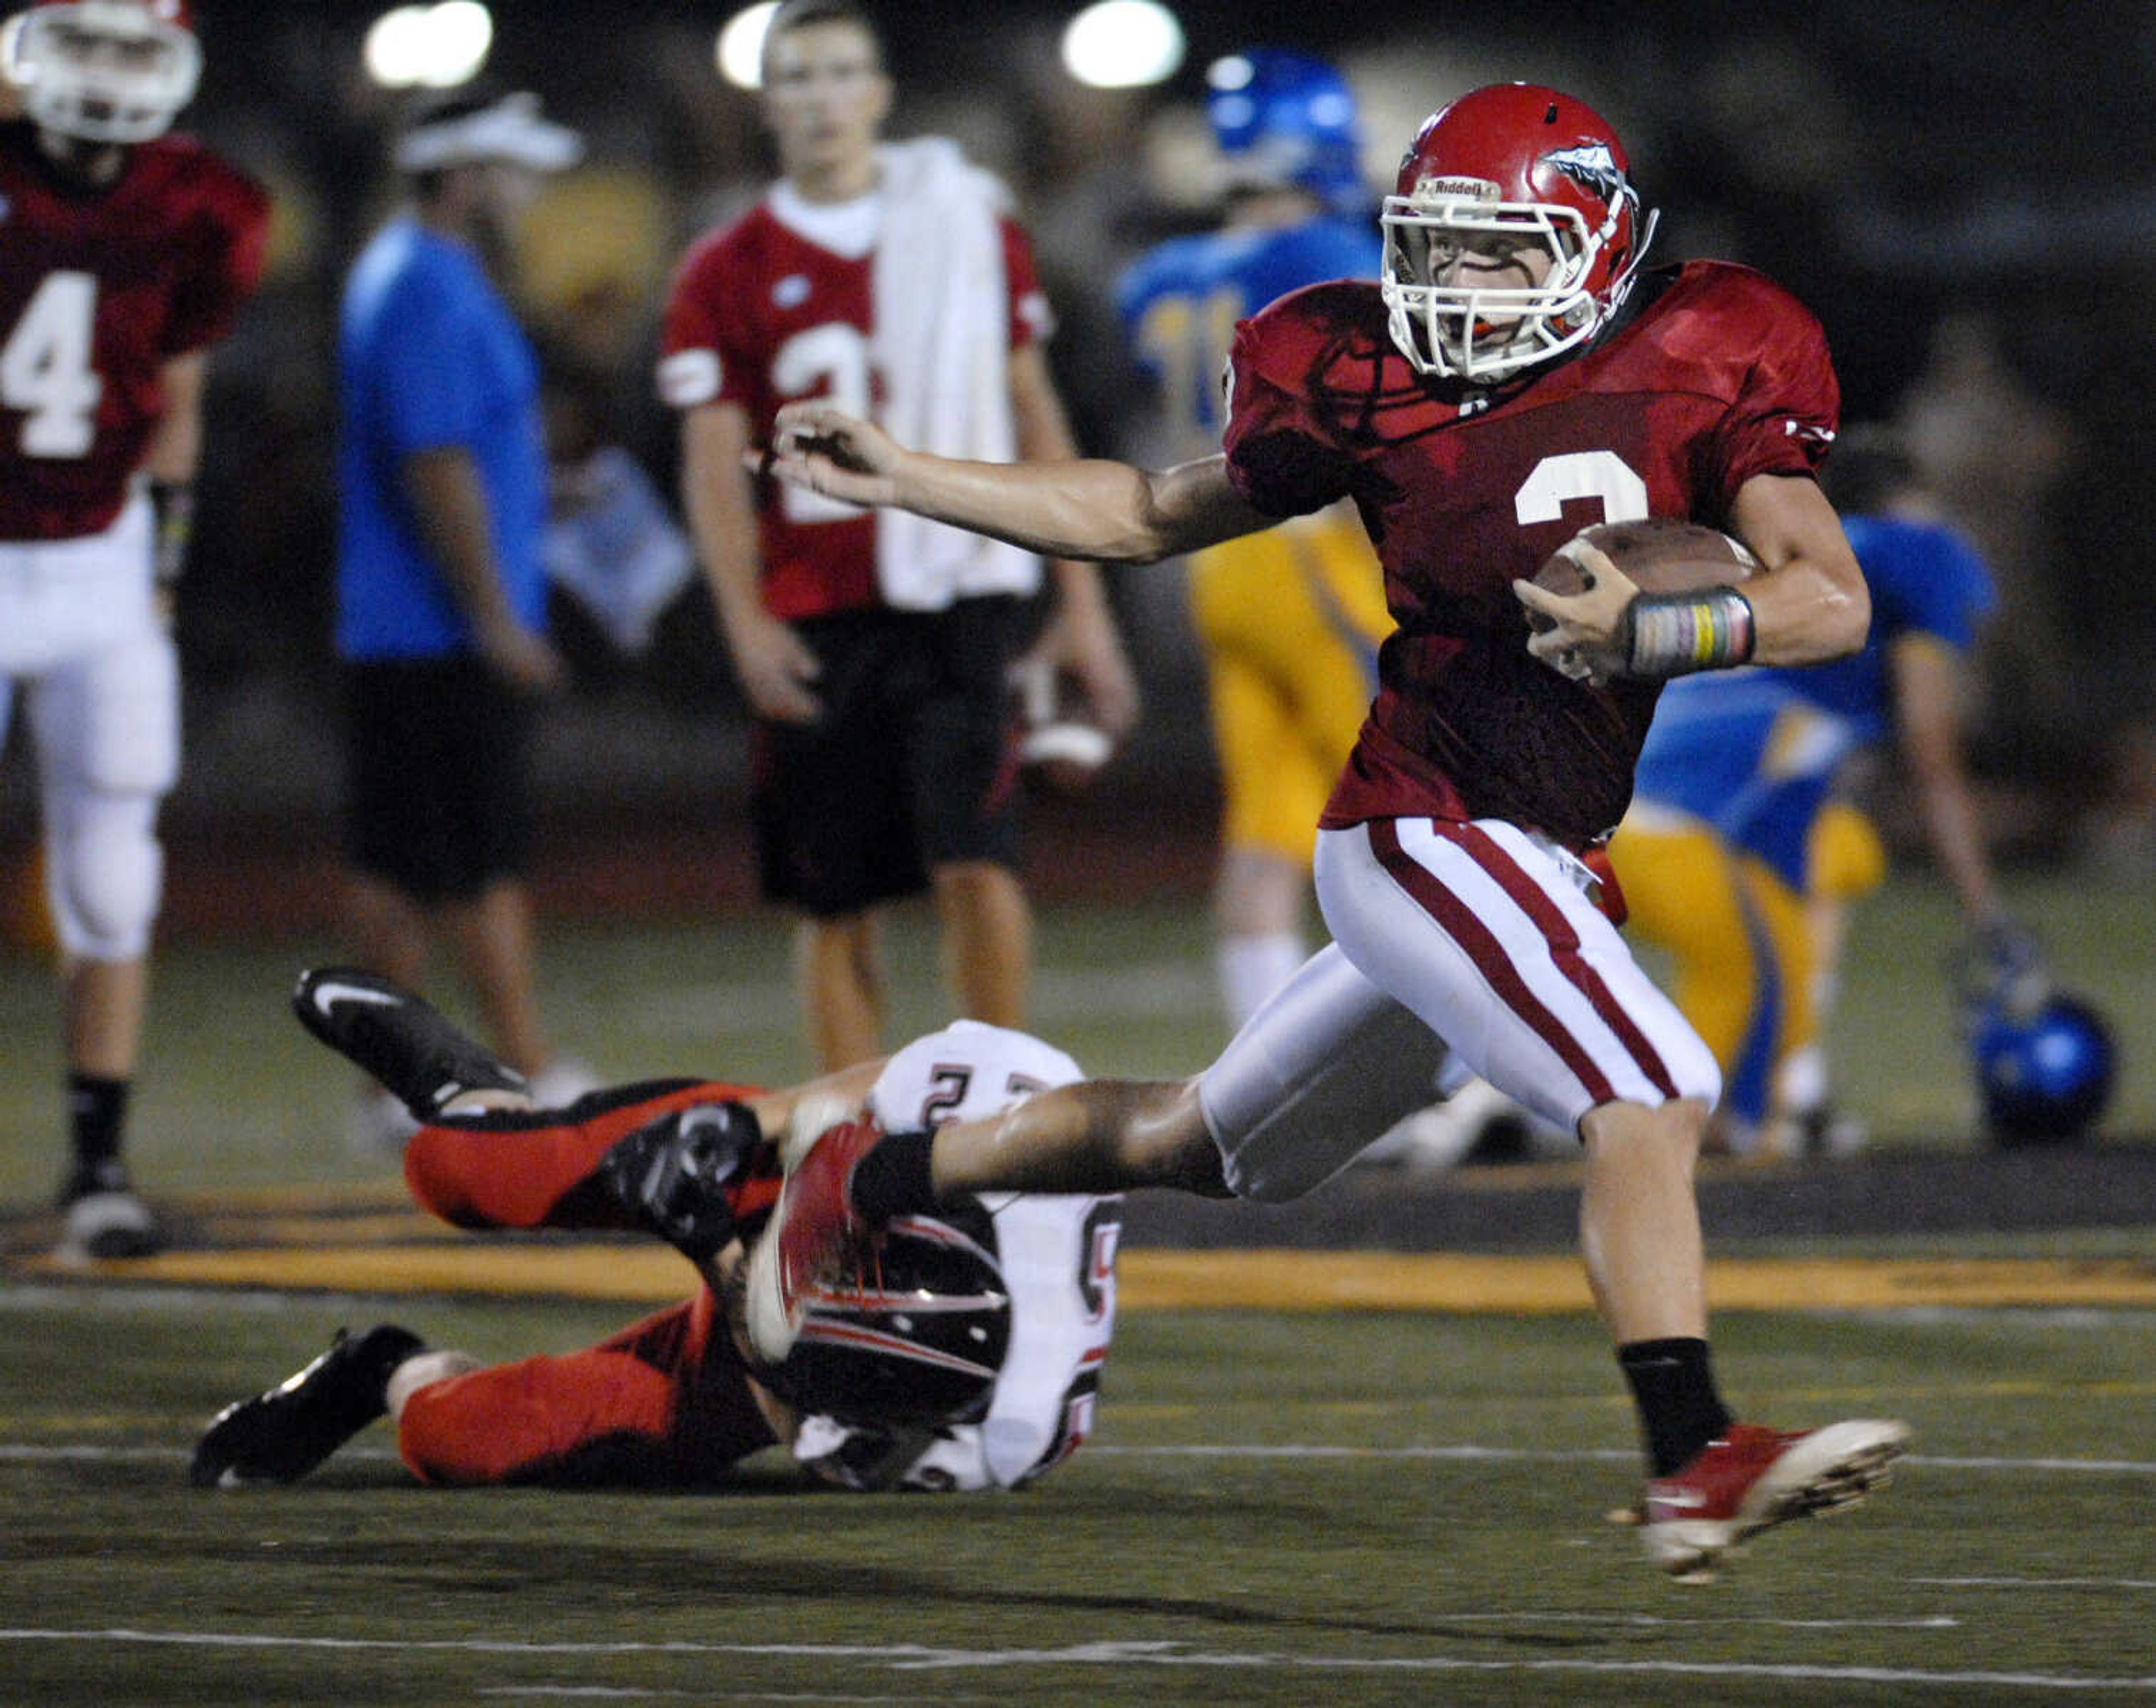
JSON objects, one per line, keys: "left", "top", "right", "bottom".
{"left": 1367, "top": 819, "right": 1618, "bottom": 1107}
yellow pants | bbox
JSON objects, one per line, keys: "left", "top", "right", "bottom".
{"left": 1610, "top": 802, "right": 1886, "bottom": 1127}
{"left": 1189, "top": 510, "right": 1389, "bottom": 866}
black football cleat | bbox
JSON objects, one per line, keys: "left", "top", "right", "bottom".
{"left": 190, "top": 1325, "right": 426, "bottom": 1489}
{"left": 601, "top": 1102, "right": 761, "bottom": 1266}
{"left": 291, "top": 966, "right": 528, "bottom": 1121}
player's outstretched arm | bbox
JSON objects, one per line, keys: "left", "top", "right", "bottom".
{"left": 762, "top": 401, "right": 1272, "bottom": 564}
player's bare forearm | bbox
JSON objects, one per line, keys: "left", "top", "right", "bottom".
{"left": 1893, "top": 635, "right": 1999, "bottom": 919}
{"left": 767, "top": 400, "right": 1270, "bottom": 563}
{"left": 1726, "top": 472, "right": 1871, "bottom": 666}
{"left": 143, "top": 351, "right": 206, "bottom": 483}
{"left": 885, "top": 451, "right": 1231, "bottom": 564}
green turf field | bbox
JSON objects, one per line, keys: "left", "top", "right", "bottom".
{"left": 3, "top": 875, "right": 2154, "bottom": 1702}
{"left": 3, "top": 1290, "right": 2155, "bottom": 1704}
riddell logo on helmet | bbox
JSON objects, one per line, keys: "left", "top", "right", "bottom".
{"left": 1544, "top": 143, "right": 1624, "bottom": 203}
{"left": 1412, "top": 175, "right": 1497, "bottom": 204}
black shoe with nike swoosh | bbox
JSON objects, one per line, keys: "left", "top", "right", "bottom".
{"left": 291, "top": 966, "right": 528, "bottom": 1121}
{"left": 190, "top": 1324, "right": 426, "bottom": 1488}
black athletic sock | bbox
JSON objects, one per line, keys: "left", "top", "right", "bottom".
{"left": 848, "top": 1130, "right": 938, "bottom": 1225}
{"left": 1618, "top": 1337, "right": 1735, "bottom": 1477}
{"left": 68, "top": 1074, "right": 130, "bottom": 1170}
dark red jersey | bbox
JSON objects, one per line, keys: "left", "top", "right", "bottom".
{"left": 1221, "top": 260, "right": 1839, "bottom": 847}
{"left": 0, "top": 122, "right": 269, "bottom": 541}
{"left": 659, "top": 197, "right": 1051, "bottom": 620}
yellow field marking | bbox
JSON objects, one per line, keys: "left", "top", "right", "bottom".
{"left": 1120, "top": 1251, "right": 2156, "bottom": 1312}
{"left": 13, "top": 1245, "right": 2156, "bottom": 1311}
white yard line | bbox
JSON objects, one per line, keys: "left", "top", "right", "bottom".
{"left": 2, "top": 1631, "right": 2154, "bottom": 1691}
{"left": 9, "top": 1440, "right": 2156, "bottom": 1474}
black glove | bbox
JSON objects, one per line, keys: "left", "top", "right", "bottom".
{"left": 600, "top": 1100, "right": 761, "bottom": 1264}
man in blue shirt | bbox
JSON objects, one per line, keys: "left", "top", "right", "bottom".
{"left": 334, "top": 87, "right": 590, "bottom": 1149}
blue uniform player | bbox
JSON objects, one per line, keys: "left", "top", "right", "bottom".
{"left": 1613, "top": 426, "right": 2011, "bottom": 1152}
{"left": 1114, "top": 50, "right": 1390, "bottom": 1034}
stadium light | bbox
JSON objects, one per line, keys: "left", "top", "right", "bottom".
{"left": 363, "top": 2, "right": 494, "bottom": 91}
{"left": 716, "top": 2, "right": 780, "bottom": 90}
{"left": 1061, "top": 0, "right": 1185, "bottom": 90}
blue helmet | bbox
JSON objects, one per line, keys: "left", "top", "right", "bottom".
{"left": 1971, "top": 992, "right": 2116, "bottom": 1146}
{"left": 1204, "top": 48, "right": 1366, "bottom": 216}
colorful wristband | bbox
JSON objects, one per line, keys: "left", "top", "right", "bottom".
{"left": 1623, "top": 587, "right": 1756, "bottom": 677}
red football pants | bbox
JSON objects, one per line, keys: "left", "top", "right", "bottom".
{"left": 394, "top": 1080, "right": 784, "bottom": 1486}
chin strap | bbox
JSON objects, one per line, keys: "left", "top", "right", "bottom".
{"left": 1620, "top": 587, "right": 1755, "bottom": 677}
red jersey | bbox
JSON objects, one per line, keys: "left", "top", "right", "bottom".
{"left": 659, "top": 193, "right": 1051, "bottom": 620}
{"left": 1222, "top": 260, "right": 1839, "bottom": 847}
{"left": 0, "top": 122, "right": 270, "bottom": 541}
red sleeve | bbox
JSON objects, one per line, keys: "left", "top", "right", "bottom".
{"left": 656, "top": 228, "right": 757, "bottom": 413}
{"left": 1706, "top": 275, "right": 1840, "bottom": 507}
{"left": 1001, "top": 216, "right": 1054, "bottom": 350}
{"left": 1219, "top": 294, "right": 1358, "bottom": 518}
{"left": 161, "top": 156, "right": 270, "bottom": 357}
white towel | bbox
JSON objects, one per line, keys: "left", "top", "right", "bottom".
{"left": 870, "top": 137, "right": 1042, "bottom": 610}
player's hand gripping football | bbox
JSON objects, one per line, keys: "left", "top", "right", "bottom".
{"left": 761, "top": 403, "right": 905, "bottom": 509}
{"left": 1513, "top": 536, "right": 1640, "bottom": 686}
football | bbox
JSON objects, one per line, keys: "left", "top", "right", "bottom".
{"left": 1013, "top": 660, "right": 1114, "bottom": 792}
{"left": 1529, "top": 518, "right": 1758, "bottom": 627}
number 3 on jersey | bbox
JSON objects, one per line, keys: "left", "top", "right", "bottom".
{"left": 3, "top": 271, "right": 102, "bottom": 459}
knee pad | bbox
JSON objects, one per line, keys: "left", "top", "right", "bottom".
{"left": 47, "top": 793, "right": 163, "bottom": 961}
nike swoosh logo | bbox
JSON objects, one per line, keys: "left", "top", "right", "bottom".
{"left": 1653, "top": 1490, "right": 1710, "bottom": 1510}
{"left": 311, "top": 981, "right": 400, "bottom": 1017}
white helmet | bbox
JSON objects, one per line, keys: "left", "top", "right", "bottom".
{"left": 3, "top": 0, "right": 202, "bottom": 145}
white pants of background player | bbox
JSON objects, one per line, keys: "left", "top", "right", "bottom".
{"left": 0, "top": 496, "right": 176, "bottom": 966}
{"left": 1198, "top": 817, "right": 1720, "bottom": 1199}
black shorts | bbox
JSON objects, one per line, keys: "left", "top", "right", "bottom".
{"left": 751, "top": 598, "right": 1026, "bottom": 917}
{"left": 343, "top": 657, "right": 535, "bottom": 903}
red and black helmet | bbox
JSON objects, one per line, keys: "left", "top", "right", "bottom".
{"left": 1380, "top": 83, "right": 1656, "bottom": 381}
{"left": 3, "top": 0, "right": 202, "bottom": 144}
{"left": 764, "top": 1206, "right": 1013, "bottom": 1426}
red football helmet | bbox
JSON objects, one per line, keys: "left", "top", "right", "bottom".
{"left": 1380, "top": 83, "right": 1656, "bottom": 382}
{"left": 3, "top": 0, "right": 200, "bottom": 144}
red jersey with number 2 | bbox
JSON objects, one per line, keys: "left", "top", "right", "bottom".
{"left": 0, "top": 122, "right": 270, "bottom": 541}
{"left": 659, "top": 199, "right": 1050, "bottom": 619}
{"left": 1221, "top": 259, "right": 1840, "bottom": 847}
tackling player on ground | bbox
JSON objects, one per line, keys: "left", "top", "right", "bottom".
{"left": 192, "top": 971, "right": 1119, "bottom": 1494}
{"left": 0, "top": 0, "right": 268, "bottom": 1258}
{"left": 752, "top": 82, "right": 1907, "bottom": 1579}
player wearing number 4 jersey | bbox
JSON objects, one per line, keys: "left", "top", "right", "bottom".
{"left": 759, "top": 81, "right": 1908, "bottom": 1579}
{"left": 0, "top": 0, "right": 268, "bottom": 1258}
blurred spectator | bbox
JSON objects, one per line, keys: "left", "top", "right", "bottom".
{"left": 331, "top": 86, "right": 594, "bottom": 1150}
{"left": 656, "top": 0, "right": 1135, "bottom": 1071}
